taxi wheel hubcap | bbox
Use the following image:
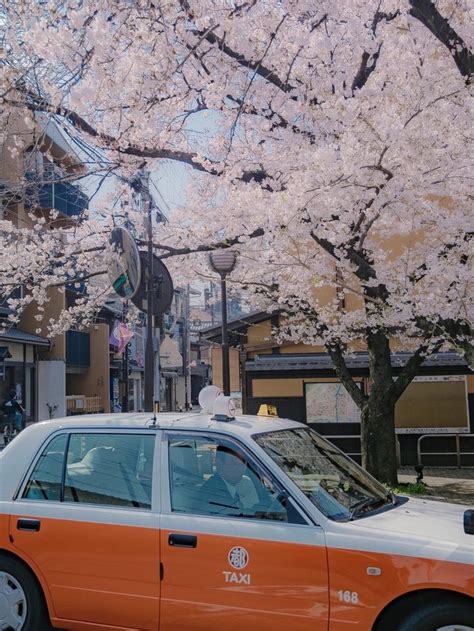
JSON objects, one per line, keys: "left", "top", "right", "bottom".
{"left": 0, "top": 571, "right": 27, "bottom": 630}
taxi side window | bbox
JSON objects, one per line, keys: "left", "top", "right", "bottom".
{"left": 168, "top": 435, "right": 290, "bottom": 522}
{"left": 23, "top": 433, "right": 155, "bottom": 509}
{"left": 65, "top": 434, "right": 154, "bottom": 509}
{"left": 23, "top": 434, "right": 67, "bottom": 501}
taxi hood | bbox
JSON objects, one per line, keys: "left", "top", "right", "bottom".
{"left": 359, "top": 496, "right": 473, "bottom": 545}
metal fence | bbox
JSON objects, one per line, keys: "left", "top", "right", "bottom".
{"left": 417, "top": 433, "right": 474, "bottom": 468}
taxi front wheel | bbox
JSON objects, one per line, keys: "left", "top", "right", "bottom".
{"left": 376, "top": 594, "right": 474, "bottom": 631}
{"left": 0, "top": 556, "right": 51, "bottom": 631}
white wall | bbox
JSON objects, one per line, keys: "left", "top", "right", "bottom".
{"left": 37, "top": 360, "right": 66, "bottom": 421}
{"left": 175, "top": 376, "right": 186, "bottom": 410}
{"left": 5, "top": 342, "right": 34, "bottom": 363}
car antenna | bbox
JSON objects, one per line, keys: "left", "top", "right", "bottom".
{"left": 147, "top": 410, "right": 159, "bottom": 429}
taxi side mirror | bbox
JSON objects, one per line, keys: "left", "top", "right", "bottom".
{"left": 464, "top": 509, "right": 474, "bottom": 535}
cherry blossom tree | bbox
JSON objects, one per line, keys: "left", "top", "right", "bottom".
{"left": 1, "top": 0, "right": 472, "bottom": 482}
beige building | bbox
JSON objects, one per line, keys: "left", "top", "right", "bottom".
{"left": 1, "top": 111, "right": 111, "bottom": 421}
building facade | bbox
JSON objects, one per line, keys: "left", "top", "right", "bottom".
{"left": 202, "top": 312, "right": 473, "bottom": 467}
{"left": 1, "top": 112, "right": 92, "bottom": 422}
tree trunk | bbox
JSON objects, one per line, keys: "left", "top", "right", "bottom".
{"left": 361, "top": 397, "right": 398, "bottom": 485}
{"left": 327, "top": 330, "right": 436, "bottom": 486}
{"left": 362, "top": 330, "right": 398, "bottom": 485}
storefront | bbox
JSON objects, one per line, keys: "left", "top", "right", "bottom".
{"left": 0, "top": 327, "right": 50, "bottom": 423}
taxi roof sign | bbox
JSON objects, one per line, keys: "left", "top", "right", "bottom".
{"left": 257, "top": 403, "right": 278, "bottom": 417}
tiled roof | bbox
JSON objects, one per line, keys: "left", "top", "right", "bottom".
{"left": 0, "top": 327, "right": 50, "bottom": 347}
{"left": 246, "top": 352, "right": 468, "bottom": 372}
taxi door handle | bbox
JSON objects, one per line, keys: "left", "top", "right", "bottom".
{"left": 168, "top": 533, "right": 197, "bottom": 548}
{"left": 17, "top": 518, "right": 41, "bottom": 532}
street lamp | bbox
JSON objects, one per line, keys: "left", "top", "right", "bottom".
{"left": 208, "top": 250, "right": 237, "bottom": 396}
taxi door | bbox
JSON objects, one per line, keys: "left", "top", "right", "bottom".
{"left": 9, "top": 430, "right": 160, "bottom": 630}
{"left": 159, "top": 431, "right": 329, "bottom": 631}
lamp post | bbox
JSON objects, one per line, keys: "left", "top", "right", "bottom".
{"left": 208, "top": 250, "right": 237, "bottom": 396}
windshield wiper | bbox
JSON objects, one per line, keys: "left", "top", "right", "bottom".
{"left": 349, "top": 494, "right": 392, "bottom": 520}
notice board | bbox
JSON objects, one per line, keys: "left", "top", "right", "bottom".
{"left": 395, "top": 376, "right": 469, "bottom": 434}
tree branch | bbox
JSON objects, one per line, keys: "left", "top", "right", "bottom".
{"left": 12, "top": 88, "right": 275, "bottom": 185}
{"left": 327, "top": 344, "right": 368, "bottom": 408}
{"left": 409, "top": 0, "right": 474, "bottom": 79}
{"left": 352, "top": 45, "right": 382, "bottom": 92}
{"left": 391, "top": 339, "right": 443, "bottom": 401}
{"left": 50, "top": 270, "right": 107, "bottom": 287}
{"left": 14, "top": 88, "right": 218, "bottom": 174}
{"left": 153, "top": 227, "right": 265, "bottom": 259}
{"left": 189, "top": 29, "right": 295, "bottom": 96}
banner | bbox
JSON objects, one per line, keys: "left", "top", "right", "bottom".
{"left": 109, "top": 320, "right": 134, "bottom": 354}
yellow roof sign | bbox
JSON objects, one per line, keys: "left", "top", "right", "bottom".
{"left": 257, "top": 403, "right": 278, "bottom": 417}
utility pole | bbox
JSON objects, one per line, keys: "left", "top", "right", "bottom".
{"left": 183, "top": 285, "right": 191, "bottom": 410}
{"left": 142, "top": 170, "right": 156, "bottom": 413}
{"left": 129, "top": 169, "right": 168, "bottom": 413}
{"left": 122, "top": 302, "right": 129, "bottom": 412}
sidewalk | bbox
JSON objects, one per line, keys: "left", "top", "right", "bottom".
{"left": 398, "top": 467, "right": 474, "bottom": 506}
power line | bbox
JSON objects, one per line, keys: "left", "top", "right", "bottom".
{"left": 149, "top": 179, "right": 171, "bottom": 220}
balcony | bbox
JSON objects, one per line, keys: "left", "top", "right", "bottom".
{"left": 66, "top": 330, "right": 90, "bottom": 367}
{"left": 26, "top": 172, "right": 88, "bottom": 218}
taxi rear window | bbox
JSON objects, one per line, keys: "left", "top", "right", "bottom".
{"left": 23, "top": 432, "right": 155, "bottom": 509}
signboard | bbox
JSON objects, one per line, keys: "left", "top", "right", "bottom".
{"left": 131, "top": 251, "right": 174, "bottom": 315}
{"left": 108, "top": 227, "right": 141, "bottom": 300}
{"left": 305, "top": 382, "right": 361, "bottom": 423}
{"left": 395, "top": 375, "right": 469, "bottom": 434}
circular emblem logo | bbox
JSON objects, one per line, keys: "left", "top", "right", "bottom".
{"left": 228, "top": 546, "right": 249, "bottom": 570}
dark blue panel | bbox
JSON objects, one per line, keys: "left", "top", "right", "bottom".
{"left": 66, "top": 331, "right": 90, "bottom": 367}
{"left": 26, "top": 175, "right": 88, "bottom": 217}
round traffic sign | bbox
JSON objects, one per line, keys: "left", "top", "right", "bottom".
{"left": 131, "top": 251, "right": 174, "bottom": 315}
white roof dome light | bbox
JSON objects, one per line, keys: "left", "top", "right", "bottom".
{"left": 198, "top": 385, "right": 221, "bottom": 414}
{"left": 212, "top": 395, "right": 236, "bottom": 421}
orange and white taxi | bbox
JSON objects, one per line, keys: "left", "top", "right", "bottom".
{"left": 0, "top": 393, "right": 472, "bottom": 631}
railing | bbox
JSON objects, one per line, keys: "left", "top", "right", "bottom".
{"left": 66, "top": 330, "right": 90, "bottom": 367}
{"left": 325, "top": 434, "right": 402, "bottom": 466}
{"left": 325, "top": 435, "right": 362, "bottom": 459}
{"left": 66, "top": 395, "right": 103, "bottom": 415}
{"left": 417, "top": 433, "right": 474, "bottom": 468}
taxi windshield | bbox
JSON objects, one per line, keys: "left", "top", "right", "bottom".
{"left": 254, "top": 427, "right": 394, "bottom": 521}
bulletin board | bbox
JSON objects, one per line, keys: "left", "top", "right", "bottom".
{"left": 395, "top": 376, "right": 469, "bottom": 434}
{"left": 305, "top": 382, "right": 361, "bottom": 423}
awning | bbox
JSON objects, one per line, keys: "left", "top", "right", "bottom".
{"left": 162, "top": 371, "right": 179, "bottom": 379}
{"left": 200, "top": 310, "right": 276, "bottom": 341}
{"left": 246, "top": 351, "right": 468, "bottom": 373}
{"left": 0, "top": 327, "right": 50, "bottom": 348}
